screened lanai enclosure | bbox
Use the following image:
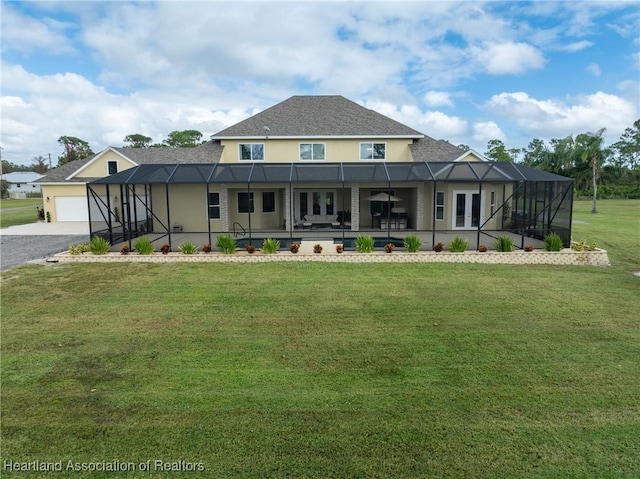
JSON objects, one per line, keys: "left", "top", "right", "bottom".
{"left": 87, "top": 161, "right": 573, "bottom": 251}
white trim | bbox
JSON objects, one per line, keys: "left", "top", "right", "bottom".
{"left": 238, "top": 143, "right": 265, "bottom": 161}
{"left": 359, "top": 142, "right": 386, "bottom": 161}
{"left": 66, "top": 147, "right": 138, "bottom": 180}
{"left": 214, "top": 134, "right": 424, "bottom": 140}
{"left": 298, "top": 142, "right": 326, "bottom": 161}
{"left": 453, "top": 149, "right": 489, "bottom": 162}
{"left": 451, "top": 190, "right": 485, "bottom": 230}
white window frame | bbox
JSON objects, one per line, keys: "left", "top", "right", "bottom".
{"left": 107, "top": 160, "right": 118, "bottom": 175}
{"left": 238, "top": 143, "right": 265, "bottom": 161}
{"left": 435, "top": 191, "right": 445, "bottom": 221}
{"left": 299, "top": 143, "right": 326, "bottom": 161}
{"left": 359, "top": 142, "right": 386, "bottom": 160}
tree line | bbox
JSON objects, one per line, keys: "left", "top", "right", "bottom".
{"left": 473, "top": 119, "right": 640, "bottom": 210}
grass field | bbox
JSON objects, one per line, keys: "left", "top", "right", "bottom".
{"left": 0, "top": 198, "right": 44, "bottom": 228}
{"left": 1, "top": 200, "right": 639, "bottom": 478}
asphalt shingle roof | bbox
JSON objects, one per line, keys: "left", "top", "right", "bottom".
{"left": 38, "top": 141, "right": 223, "bottom": 183}
{"left": 211, "top": 95, "right": 425, "bottom": 138}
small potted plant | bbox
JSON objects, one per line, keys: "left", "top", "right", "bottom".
{"left": 524, "top": 244, "right": 535, "bottom": 252}
{"left": 478, "top": 244, "right": 488, "bottom": 252}
{"left": 246, "top": 244, "right": 256, "bottom": 254}
{"left": 202, "top": 243, "right": 212, "bottom": 253}
{"left": 313, "top": 244, "right": 323, "bottom": 254}
{"left": 289, "top": 242, "right": 300, "bottom": 254}
{"left": 336, "top": 244, "right": 344, "bottom": 254}
{"left": 433, "top": 242, "right": 444, "bottom": 252}
{"left": 160, "top": 244, "right": 171, "bottom": 255}
{"left": 384, "top": 243, "right": 394, "bottom": 253}
{"left": 120, "top": 244, "right": 130, "bottom": 255}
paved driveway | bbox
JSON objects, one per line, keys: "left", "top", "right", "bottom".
{"left": 0, "top": 222, "right": 90, "bottom": 271}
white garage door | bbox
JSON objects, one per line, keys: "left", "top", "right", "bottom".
{"left": 55, "top": 196, "right": 109, "bottom": 222}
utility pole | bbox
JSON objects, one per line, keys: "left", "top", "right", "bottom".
{"left": 0, "top": 146, "right": 4, "bottom": 177}
{"left": 48, "top": 152, "right": 52, "bottom": 170}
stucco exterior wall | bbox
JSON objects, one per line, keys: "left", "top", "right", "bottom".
{"left": 73, "top": 150, "right": 136, "bottom": 178}
{"left": 218, "top": 138, "right": 414, "bottom": 163}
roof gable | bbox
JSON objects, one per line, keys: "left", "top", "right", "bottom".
{"left": 211, "top": 95, "right": 425, "bottom": 139}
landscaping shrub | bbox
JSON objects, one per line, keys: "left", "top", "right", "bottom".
{"left": 524, "top": 244, "right": 535, "bottom": 252}
{"left": 246, "top": 244, "right": 256, "bottom": 254}
{"left": 335, "top": 244, "right": 344, "bottom": 253}
{"left": 478, "top": 244, "right": 488, "bottom": 252}
{"left": 355, "top": 235, "right": 375, "bottom": 253}
{"left": 403, "top": 235, "right": 421, "bottom": 252}
{"left": 313, "top": 244, "right": 323, "bottom": 254}
{"left": 202, "top": 243, "right": 212, "bottom": 253}
{"left": 544, "top": 233, "right": 564, "bottom": 251}
{"left": 68, "top": 242, "right": 90, "bottom": 255}
{"left": 261, "top": 238, "right": 280, "bottom": 254}
{"left": 289, "top": 243, "right": 300, "bottom": 253}
{"left": 571, "top": 239, "right": 598, "bottom": 251}
{"left": 160, "top": 244, "right": 171, "bottom": 254}
{"left": 216, "top": 235, "right": 237, "bottom": 254}
{"left": 178, "top": 242, "right": 198, "bottom": 254}
{"left": 447, "top": 236, "right": 467, "bottom": 252}
{"left": 89, "top": 236, "right": 111, "bottom": 255}
{"left": 384, "top": 243, "right": 394, "bottom": 253}
{"left": 494, "top": 236, "right": 514, "bottom": 252}
{"left": 433, "top": 242, "right": 444, "bottom": 252}
{"left": 133, "top": 236, "right": 155, "bottom": 255}
{"left": 120, "top": 244, "right": 130, "bottom": 255}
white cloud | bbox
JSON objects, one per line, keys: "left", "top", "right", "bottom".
{"left": 473, "top": 121, "right": 506, "bottom": 145}
{"left": 0, "top": 4, "right": 76, "bottom": 55}
{"left": 483, "top": 91, "right": 637, "bottom": 143}
{"left": 424, "top": 91, "right": 454, "bottom": 107}
{"left": 586, "top": 63, "right": 601, "bottom": 76}
{"left": 559, "top": 40, "right": 594, "bottom": 52}
{"left": 472, "top": 42, "right": 545, "bottom": 75}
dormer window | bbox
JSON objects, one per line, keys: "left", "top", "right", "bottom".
{"left": 239, "top": 143, "right": 264, "bottom": 161}
{"left": 107, "top": 161, "right": 118, "bottom": 174}
{"left": 360, "top": 142, "right": 386, "bottom": 160}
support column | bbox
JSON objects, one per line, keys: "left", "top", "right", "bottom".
{"left": 350, "top": 184, "right": 360, "bottom": 231}
{"left": 416, "top": 184, "right": 425, "bottom": 230}
{"left": 220, "top": 184, "right": 229, "bottom": 232}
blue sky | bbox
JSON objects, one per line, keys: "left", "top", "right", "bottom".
{"left": 1, "top": 0, "right": 638, "bottom": 165}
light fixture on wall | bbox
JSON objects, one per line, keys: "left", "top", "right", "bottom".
{"left": 46, "top": 196, "right": 50, "bottom": 202}
{"left": 114, "top": 196, "right": 118, "bottom": 201}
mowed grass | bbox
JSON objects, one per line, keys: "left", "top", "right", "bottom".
{"left": 1, "top": 201, "right": 639, "bottom": 478}
{"left": 0, "top": 198, "right": 44, "bottom": 228}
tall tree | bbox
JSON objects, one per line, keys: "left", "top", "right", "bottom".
{"left": 611, "top": 119, "right": 640, "bottom": 169}
{"left": 484, "top": 139, "right": 519, "bottom": 162}
{"left": 162, "top": 130, "right": 203, "bottom": 148}
{"left": 30, "top": 155, "right": 49, "bottom": 174}
{"left": 575, "top": 129, "right": 608, "bottom": 214}
{"left": 521, "top": 139, "right": 548, "bottom": 168}
{"left": 123, "top": 133, "right": 153, "bottom": 148}
{"left": 57, "top": 136, "right": 94, "bottom": 166}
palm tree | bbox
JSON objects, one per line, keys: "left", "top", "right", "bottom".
{"left": 576, "top": 129, "right": 607, "bottom": 214}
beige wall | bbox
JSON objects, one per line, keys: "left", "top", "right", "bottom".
{"left": 41, "top": 184, "right": 84, "bottom": 223}
{"left": 73, "top": 150, "right": 136, "bottom": 178}
{"left": 219, "top": 138, "right": 414, "bottom": 163}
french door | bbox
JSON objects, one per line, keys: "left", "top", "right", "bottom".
{"left": 452, "top": 190, "right": 483, "bottom": 230}
{"left": 296, "top": 190, "right": 336, "bottom": 219}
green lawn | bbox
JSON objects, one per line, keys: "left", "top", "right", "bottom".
{"left": 1, "top": 200, "right": 639, "bottom": 478}
{"left": 0, "top": 198, "right": 44, "bottom": 228}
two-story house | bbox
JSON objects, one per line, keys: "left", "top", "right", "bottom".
{"left": 39, "top": 95, "right": 573, "bottom": 250}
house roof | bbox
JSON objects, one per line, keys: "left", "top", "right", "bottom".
{"left": 37, "top": 141, "right": 223, "bottom": 183}
{"left": 211, "top": 95, "right": 425, "bottom": 138}
{"left": 409, "top": 137, "right": 468, "bottom": 162}
{"left": 1, "top": 171, "right": 44, "bottom": 183}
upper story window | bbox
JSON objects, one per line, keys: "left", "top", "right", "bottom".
{"left": 360, "top": 142, "right": 386, "bottom": 160}
{"left": 107, "top": 161, "right": 118, "bottom": 174}
{"left": 239, "top": 143, "right": 264, "bottom": 161}
{"left": 299, "top": 143, "right": 325, "bottom": 161}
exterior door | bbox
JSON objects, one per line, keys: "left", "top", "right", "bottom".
{"left": 452, "top": 190, "right": 482, "bottom": 230}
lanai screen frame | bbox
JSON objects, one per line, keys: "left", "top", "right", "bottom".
{"left": 88, "top": 161, "right": 573, "bottom": 249}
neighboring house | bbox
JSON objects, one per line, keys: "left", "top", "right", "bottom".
{"left": 2, "top": 171, "right": 44, "bottom": 198}
{"left": 40, "top": 95, "right": 573, "bottom": 248}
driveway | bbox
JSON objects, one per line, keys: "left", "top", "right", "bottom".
{"left": 0, "top": 222, "right": 90, "bottom": 271}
